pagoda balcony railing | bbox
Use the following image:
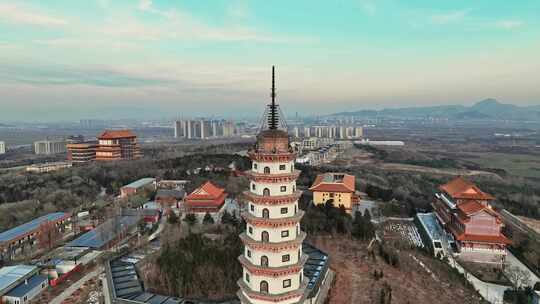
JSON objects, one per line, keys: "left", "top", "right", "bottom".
{"left": 238, "top": 254, "right": 308, "bottom": 277}
{"left": 436, "top": 193, "right": 456, "bottom": 210}
{"left": 237, "top": 278, "right": 308, "bottom": 303}
{"left": 243, "top": 191, "right": 302, "bottom": 205}
{"left": 460, "top": 247, "right": 507, "bottom": 253}
{"left": 239, "top": 232, "right": 306, "bottom": 253}
{"left": 245, "top": 170, "right": 300, "bottom": 183}
{"left": 248, "top": 151, "right": 296, "bottom": 162}
{"left": 241, "top": 210, "right": 304, "bottom": 228}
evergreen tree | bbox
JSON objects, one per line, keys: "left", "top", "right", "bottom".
{"left": 203, "top": 212, "right": 215, "bottom": 225}
{"left": 221, "top": 210, "right": 232, "bottom": 225}
{"left": 184, "top": 213, "right": 198, "bottom": 226}
{"left": 230, "top": 212, "right": 239, "bottom": 227}
{"left": 167, "top": 211, "right": 179, "bottom": 224}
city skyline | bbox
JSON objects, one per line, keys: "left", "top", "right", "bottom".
{"left": 1, "top": 0, "right": 540, "bottom": 122}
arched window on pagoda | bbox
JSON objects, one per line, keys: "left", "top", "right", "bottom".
{"left": 261, "top": 231, "right": 269, "bottom": 242}
{"left": 260, "top": 281, "right": 269, "bottom": 293}
{"left": 262, "top": 208, "right": 270, "bottom": 219}
{"left": 261, "top": 255, "right": 269, "bottom": 267}
{"left": 264, "top": 166, "right": 270, "bottom": 174}
{"left": 263, "top": 188, "right": 270, "bottom": 196}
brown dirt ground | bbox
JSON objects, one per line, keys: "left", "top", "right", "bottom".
{"left": 309, "top": 237, "right": 485, "bottom": 304}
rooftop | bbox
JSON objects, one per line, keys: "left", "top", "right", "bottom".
{"left": 0, "top": 265, "right": 37, "bottom": 295}
{"left": 156, "top": 189, "right": 185, "bottom": 200}
{"left": 309, "top": 173, "right": 355, "bottom": 193}
{"left": 439, "top": 177, "right": 494, "bottom": 201}
{"left": 302, "top": 243, "right": 330, "bottom": 296}
{"left": 416, "top": 212, "right": 444, "bottom": 242}
{"left": 66, "top": 214, "right": 141, "bottom": 249}
{"left": 99, "top": 130, "right": 137, "bottom": 140}
{"left": 185, "top": 181, "right": 227, "bottom": 207}
{"left": 123, "top": 178, "right": 156, "bottom": 190}
{"left": 0, "top": 212, "right": 70, "bottom": 244}
{"left": 457, "top": 200, "right": 488, "bottom": 216}
{"left": 5, "top": 274, "right": 48, "bottom": 298}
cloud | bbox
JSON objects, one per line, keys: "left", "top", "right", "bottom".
{"left": 134, "top": 0, "right": 312, "bottom": 43}
{"left": 494, "top": 20, "right": 524, "bottom": 30}
{"left": 0, "top": 4, "right": 67, "bottom": 26}
{"left": 430, "top": 9, "right": 470, "bottom": 25}
{"left": 0, "top": 64, "right": 172, "bottom": 88}
{"left": 137, "top": 0, "right": 174, "bottom": 19}
{"left": 360, "top": 1, "right": 377, "bottom": 16}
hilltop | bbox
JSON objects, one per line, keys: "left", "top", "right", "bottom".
{"left": 331, "top": 99, "right": 540, "bottom": 121}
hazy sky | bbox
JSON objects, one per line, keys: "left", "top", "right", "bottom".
{"left": 1, "top": 0, "right": 539, "bottom": 122}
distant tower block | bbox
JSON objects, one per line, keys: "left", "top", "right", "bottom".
{"left": 238, "top": 66, "right": 307, "bottom": 304}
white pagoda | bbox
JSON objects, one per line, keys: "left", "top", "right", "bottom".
{"left": 238, "top": 66, "right": 308, "bottom": 304}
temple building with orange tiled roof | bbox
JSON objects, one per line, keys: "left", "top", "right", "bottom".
{"left": 433, "top": 177, "right": 510, "bottom": 265}
{"left": 309, "top": 173, "right": 359, "bottom": 213}
{"left": 184, "top": 181, "right": 227, "bottom": 213}
{"left": 95, "top": 130, "right": 142, "bottom": 161}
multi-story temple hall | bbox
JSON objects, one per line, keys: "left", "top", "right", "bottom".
{"left": 237, "top": 67, "right": 333, "bottom": 304}
{"left": 433, "top": 177, "right": 511, "bottom": 264}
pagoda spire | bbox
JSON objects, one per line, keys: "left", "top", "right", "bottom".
{"left": 268, "top": 65, "right": 278, "bottom": 130}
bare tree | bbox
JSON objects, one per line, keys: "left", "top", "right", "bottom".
{"left": 38, "top": 220, "right": 60, "bottom": 250}
{"left": 505, "top": 265, "right": 531, "bottom": 290}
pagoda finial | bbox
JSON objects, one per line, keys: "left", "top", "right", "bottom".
{"left": 268, "top": 65, "right": 278, "bottom": 130}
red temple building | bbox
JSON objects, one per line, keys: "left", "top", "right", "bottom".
{"left": 433, "top": 177, "right": 511, "bottom": 264}
{"left": 67, "top": 141, "right": 98, "bottom": 164}
{"left": 95, "top": 130, "right": 142, "bottom": 161}
{"left": 184, "top": 181, "right": 227, "bottom": 213}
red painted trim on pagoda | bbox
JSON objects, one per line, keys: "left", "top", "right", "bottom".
{"left": 245, "top": 170, "right": 300, "bottom": 183}
{"left": 240, "top": 232, "right": 306, "bottom": 253}
{"left": 243, "top": 191, "right": 301, "bottom": 206}
{"left": 242, "top": 211, "right": 304, "bottom": 228}
{"left": 237, "top": 280, "right": 307, "bottom": 303}
{"left": 248, "top": 151, "right": 295, "bottom": 162}
{"left": 238, "top": 255, "right": 307, "bottom": 277}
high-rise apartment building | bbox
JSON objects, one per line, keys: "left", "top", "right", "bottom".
{"left": 174, "top": 119, "right": 235, "bottom": 139}
{"left": 223, "top": 121, "right": 235, "bottom": 137}
{"left": 355, "top": 126, "right": 363, "bottom": 138}
{"left": 34, "top": 140, "right": 67, "bottom": 155}
{"left": 0, "top": 141, "right": 5, "bottom": 154}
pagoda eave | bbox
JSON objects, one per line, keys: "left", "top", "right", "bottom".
{"left": 240, "top": 232, "right": 306, "bottom": 253}
{"left": 242, "top": 211, "right": 304, "bottom": 228}
{"left": 245, "top": 170, "right": 301, "bottom": 183}
{"left": 248, "top": 151, "right": 296, "bottom": 162}
{"left": 237, "top": 280, "right": 307, "bottom": 303}
{"left": 238, "top": 255, "right": 308, "bottom": 277}
{"left": 244, "top": 191, "right": 302, "bottom": 205}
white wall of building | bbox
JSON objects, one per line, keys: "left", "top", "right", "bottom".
{"left": 243, "top": 269, "right": 303, "bottom": 299}
{"left": 248, "top": 202, "right": 298, "bottom": 219}
{"left": 246, "top": 223, "right": 300, "bottom": 243}
{"left": 245, "top": 246, "right": 302, "bottom": 267}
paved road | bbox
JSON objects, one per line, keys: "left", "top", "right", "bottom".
{"left": 448, "top": 256, "right": 509, "bottom": 304}
{"left": 101, "top": 273, "right": 111, "bottom": 304}
{"left": 505, "top": 251, "right": 540, "bottom": 287}
{"left": 50, "top": 267, "right": 103, "bottom": 304}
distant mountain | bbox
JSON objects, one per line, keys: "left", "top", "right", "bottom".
{"left": 331, "top": 99, "right": 540, "bottom": 121}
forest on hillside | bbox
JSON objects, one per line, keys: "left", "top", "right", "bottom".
{"left": 0, "top": 150, "right": 250, "bottom": 231}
